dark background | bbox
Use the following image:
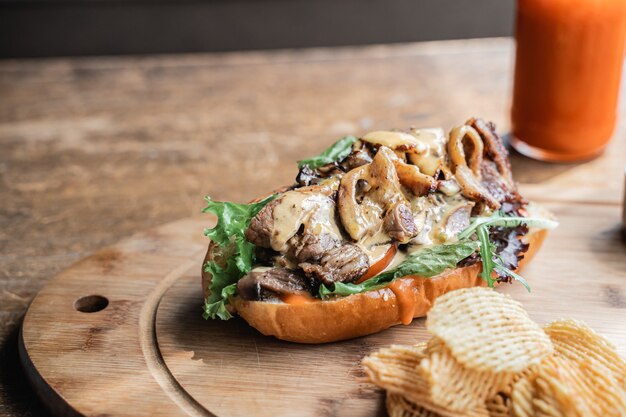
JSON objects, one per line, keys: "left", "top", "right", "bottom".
{"left": 0, "top": 0, "right": 515, "bottom": 58}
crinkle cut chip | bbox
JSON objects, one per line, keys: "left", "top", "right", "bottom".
{"left": 426, "top": 288, "right": 553, "bottom": 373}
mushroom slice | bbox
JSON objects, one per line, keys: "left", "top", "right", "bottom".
{"left": 406, "top": 128, "right": 447, "bottom": 176}
{"left": 448, "top": 125, "right": 484, "bottom": 174}
{"left": 362, "top": 129, "right": 446, "bottom": 178}
{"left": 393, "top": 158, "right": 437, "bottom": 197}
{"left": 338, "top": 147, "right": 416, "bottom": 243}
{"left": 362, "top": 131, "right": 428, "bottom": 154}
{"left": 448, "top": 125, "right": 500, "bottom": 210}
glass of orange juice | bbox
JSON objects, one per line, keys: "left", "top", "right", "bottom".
{"left": 511, "top": 0, "right": 626, "bottom": 162}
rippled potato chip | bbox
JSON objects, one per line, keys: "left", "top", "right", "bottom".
{"left": 387, "top": 393, "right": 442, "bottom": 417}
{"left": 509, "top": 374, "right": 537, "bottom": 417}
{"left": 485, "top": 393, "right": 510, "bottom": 417}
{"left": 426, "top": 288, "right": 553, "bottom": 373}
{"left": 363, "top": 344, "right": 490, "bottom": 417}
{"left": 511, "top": 352, "right": 626, "bottom": 416}
{"left": 363, "top": 291, "right": 626, "bottom": 417}
{"left": 544, "top": 319, "right": 626, "bottom": 388}
{"left": 419, "top": 339, "right": 514, "bottom": 412}
{"left": 532, "top": 356, "right": 587, "bottom": 417}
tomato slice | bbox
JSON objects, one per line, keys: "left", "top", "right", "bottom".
{"left": 356, "top": 244, "right": 398, "bottom": 284}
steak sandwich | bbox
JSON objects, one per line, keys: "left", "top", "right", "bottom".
{"left": 201, "top": 118, "right": 557, "bottom": 343}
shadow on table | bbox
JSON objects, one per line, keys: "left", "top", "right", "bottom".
{"left": 503, "top": 134, "right": 581, "bottom": 184}
{"left": 0, "top": 322, "right": 54, "bottom": 417}
{"left": 590, "top": 224, "right": 626, "bottom": 309}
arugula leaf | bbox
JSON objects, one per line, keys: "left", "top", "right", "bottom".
{"left": 319, "top": 240, "right": 479, "bottom": 299}
{"left": 494, "top": 265, "right": 531, "bottom": 293}
{"left": 458, "top": 214, "right": 558, "bottom": 240}
{"left": 475, "top": 223, "right": 497, "bottom": 287}
{"left": 465, "top": 211, "right": 557, "bottom": 291}
{"left": 297, "top": 136, "right": 358, "bottom": 169}
{"left": 202, "top": 195, "right": 276, "bottom": 319}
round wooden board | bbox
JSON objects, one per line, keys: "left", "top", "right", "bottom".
{"left": 20, "top": 202, "right": 626, "bottom": 417}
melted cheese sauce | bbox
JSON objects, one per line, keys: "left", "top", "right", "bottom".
{"left": 362, "top": 131, "right": 428, "bottom": 153}
{"left": 376, "top": 194, "right": 474, "bottom": 272}
{"left": 361, "top": 128, "right": 446, "bottom": 177}
{"left": 357, "top": 227, "right": 392, "bottom": 264}
{"left": 409, "top": 193, "right": 473, "bottom": 247}
{"left": 270, "top": 187, "right": 343, "bottom": 252}
{"left": 408, "top": 128, "right": 446, "bottom": 176}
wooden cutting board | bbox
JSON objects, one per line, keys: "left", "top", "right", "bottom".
{"left": 20, "top": 201, "right": 626, "bottom": 417}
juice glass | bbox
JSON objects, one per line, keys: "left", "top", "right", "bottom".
{"left": 511, "top": 0, "right": 626, "bottom": 162}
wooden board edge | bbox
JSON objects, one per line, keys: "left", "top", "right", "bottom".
{"left": 18, "top": 325, "right": 83, "bottom": 417}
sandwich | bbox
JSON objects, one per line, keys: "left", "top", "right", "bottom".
{"left": 201, "top": 118, "right": 557, "bottom": 343}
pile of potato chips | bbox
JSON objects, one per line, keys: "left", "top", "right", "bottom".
{"left": 362, "top": 287, "right": 626, "bottom": 417}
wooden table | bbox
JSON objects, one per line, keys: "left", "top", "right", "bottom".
{"left": 1, "top": 38, "right": 625, "bottom": 416}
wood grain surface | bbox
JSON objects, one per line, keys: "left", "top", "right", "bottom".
{"left": 2, "top": 37, "right": 626, "bottom": 416}
{"left": 18, "top": 202, "right": 626, "bottom": 417}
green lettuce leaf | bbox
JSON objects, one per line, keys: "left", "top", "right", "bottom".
{"left": 464, "top": 211, "right": 557, "bottom": 291}
{"left": 202, "top": 195, "right": 276, "bottom": 319}
{"left": 297, "top": 136, "right": 358, "bottom": 169}
{"left": 202, "top": 283, "right": 238, "bottom": 320}
{"left": 319, "top": 240, "right": 479, "bottom": 299}
{"left": 458, "top": 213, "right": 558, "bottom": 240}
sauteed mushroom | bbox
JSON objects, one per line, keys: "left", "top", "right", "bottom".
{"left": 338, "top": 147, "right": 417, "bottom": 243}
{"left": 447, "top": 125, "right": 500, "bottom": 210}
{"left": 393, "top": 158, "right": 437, "bottom": 196}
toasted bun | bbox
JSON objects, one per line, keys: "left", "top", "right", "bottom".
{"left": 202, "top": 226, "right": 548, "bottom": 344}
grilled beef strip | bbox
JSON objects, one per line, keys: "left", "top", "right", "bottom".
{"left": 299, "top": 244, "right": 369, "bottom": 286}
{"left": 243, "top": 184, "right": 371, "bottom": 299}
{"left": 237, "top": 268, "right": 316, "bottom": 301}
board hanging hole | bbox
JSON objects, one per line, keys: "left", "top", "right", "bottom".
{"left": 74, "top": 295, "right": 109, "bottom": 313}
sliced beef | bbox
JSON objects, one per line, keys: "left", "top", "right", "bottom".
{"left": 237, "top": 268, "right": 314, "bottom": 301}
{"left": 468, "top": 118, "right": 515, "bottom": 187}
{"left": 441, "top": 203, "right": 472, "bottom": 238}
{"left": 383, "top": 203, "right": 418, "bottom": 242}
{"left": 466, "top": 117, "right": 526, "bottom": 207}
{"left": 254, "top": 246, "right": 277, "bottom": 266}
{"left": 246, "top": 182, "right": 339, "bottom": 251}
{"left": 299, "top": 244, "right": 369, "bottom": 285}
{"left": 288, "top": 232, "right": 341, "bottom": 263}
{"left": 245, "top": 198, "right": 278, "bottom": 248}
{"left": 480, "top": 160, "right": 514, "bottom": 204}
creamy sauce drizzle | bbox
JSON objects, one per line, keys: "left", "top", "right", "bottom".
{"left": 361, "top": 129, "right": 446, "bottom": 178}
{"left": 270, "top": 188, "right": 342, "bottom": 252}
{"left": 362, "top": 131, "right": 428, "bottom": 152}
{"left": 357, "top": 227, "right": 392, "bottom": 264}
{"left": 407, "top": 128, "right": 446, "bottom": 176}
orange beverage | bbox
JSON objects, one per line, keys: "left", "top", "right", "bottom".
{"left": 511, "top": 0, "right": 626, "bottom": 162}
